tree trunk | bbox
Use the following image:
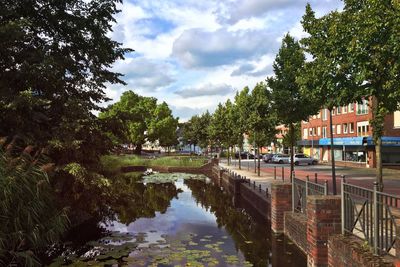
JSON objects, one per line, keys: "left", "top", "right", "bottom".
{"left": 371, "top": 97, "right": 384, "bottom": 191}
{"left": 257, "top": 146, "right": 261, "bottom": 176}
{"left": 376, "top": 136, "right": 383, "bottom": 191}
{"left": 254, "top": 147, "right": 257, "bottom": 173}
{"left": 238, "top": 146, "right": 242, "bottom": 170}
{"left": 134, "top": 143, "right": 142, "bottom": 155}
{"left": 329, "top": 108, "right": 337, "bottom": 194}
{"left": 289, "top": 123, "right": 295, "bottom": 182}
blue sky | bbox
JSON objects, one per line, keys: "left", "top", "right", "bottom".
{"left": 105, "top": 0, "right": 343, "bottom": 121}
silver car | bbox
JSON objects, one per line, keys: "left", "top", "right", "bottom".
{"left": 272, "top": 154, "right": 290, "bottom": 164}
{"left": 289, "top": 154, "right": 318, "bottom": 165}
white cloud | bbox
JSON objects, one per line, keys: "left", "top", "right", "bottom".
{"left": 175, "top": 83, "right": 234, "bottom": 98}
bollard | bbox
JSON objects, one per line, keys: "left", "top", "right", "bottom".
{"left": 253, "top": 181, "right": 256, "bottom": 189}
{"left": 314, "top": 173, "right": 318, "bottom": 183}
{"left": 274, "top": 166, "right": 277, "bottom": 180}
{"left": 266, "top": 188, "right": 269, "bottom": 196}
{"left": 324, "top": 180, "right": 329, "bottom": 195}
{"left": 259, "top": 184, "right": 261, "bottom": 192}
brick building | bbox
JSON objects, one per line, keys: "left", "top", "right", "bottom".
{"left": 300, "top": 99, "right": 400, "bottom": 168}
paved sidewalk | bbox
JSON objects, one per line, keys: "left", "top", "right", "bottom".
{"left": 220, "top": 162, "right": 400, "bottom": 196}
{"left": 219, "top": 162, "right": 286, "bottom": 192}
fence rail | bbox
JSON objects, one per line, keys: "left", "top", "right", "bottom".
{"left": 292, "top": 176, "right": 328, "bottom": 214}
{"left": 342, "top": 180, "right": 400, "bottom": 256}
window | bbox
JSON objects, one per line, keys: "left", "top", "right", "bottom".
{"left": 357, "top": 121, "right": 369, "bottom": 136}
{"left": 343, "top": 105, "right": 348, "bottom": 113}
{"left": 337, "top": 124, "right": 341, "bottom": 134}
{"left": 309, "top": 128, "right": 313, "bottom": 137}
{"left": 348, "top": 103, "right": 354, "bottom": 112}
{"left": 332, "top": 125, "right": 336, "bottom": 135}
{"left": 343, "top": 123, "right": 348, "bottom": 134}
{"left": 337, "top": 106, "right": 342, "bottom": 114}
{"left": 317, "top": 112, "right": 321, "bottom": 119}
{"left": 332, "top": 108, "right": 335, "bottom": 115}
{"left": 394, "top": 111, "right": 400, "bottom": 128}
{"left": 349, "top": 122, "right": 355, "bottom": 133}
{"left": 303, "top": 128, "right": 308, "bottom": 139}
{"left": 357, "top": 99, "right": 369, "bottom": 115}
{"left": 322, "top": 109, "right": 328, "bottom": 121}
{"left": 317, "top": 127, "right": 321, "bottom": 136}
{"left": 322, "top": 127, "right": 327, "bottom": 138}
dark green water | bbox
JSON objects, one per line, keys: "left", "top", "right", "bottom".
{"left": 48, "top": 173, "right": 306, "bottom": 266}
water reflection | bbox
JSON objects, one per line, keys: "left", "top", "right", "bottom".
{"left": 48, "top": 173, "right": 306, "bottom": 267}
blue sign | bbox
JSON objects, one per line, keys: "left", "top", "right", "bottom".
{"left": 365, "top": 136, "right": 400, "bottom": 146}
{"left": 319, "top": 137, "right": 364, "bottom": 146}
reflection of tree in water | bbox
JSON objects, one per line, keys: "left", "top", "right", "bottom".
{"left": 109, "top": 174, "right": 182, "bottom": 225}
{"left": 184, "top": 179, "right": 270, "bottom": 267}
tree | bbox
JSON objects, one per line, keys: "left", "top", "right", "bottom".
{"left": 248, "top": 82, "right": 278, "bottom": 176}
{"left": 224, "top": 99, "right": 237, "bottom": 165}
{"left": 100, "top": 91, "right": 178, "bottom": 154}
{"left": 148, "top": 102, "right": 179, "bottom": 152}
{"left": 267, "top": 34, "right": 318, "bottom": 181}
{"left": 209, "top": 103, "right": 228, "bottom": 158}
{"left": 0, "top": 0, "right": 131, "bottom": 145}
{"left": 301, "top": 1, "right": 400, "bottom": 190}
{"left": 234, "top": 87, "right": 251, "bottom": 170}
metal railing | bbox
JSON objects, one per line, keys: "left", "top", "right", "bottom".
{"left": 292, "top": 175, "right": 328, "bottom": 214}
{"left": 342, "top": 180, "right": 400, "bottom": 255}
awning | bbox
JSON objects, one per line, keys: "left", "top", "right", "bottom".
{"left": 319, "top": 137, "right": 364, "bottom": 146}
{"left": 365, "top": 136, "right": 400, "bottom": 146}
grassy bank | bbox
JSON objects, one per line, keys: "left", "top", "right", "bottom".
{"left": 101, "top": 154, "right": 208, "bottom": 174}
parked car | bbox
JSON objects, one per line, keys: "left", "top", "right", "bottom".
{"left": 272, "top": 154, "right": 290, "bottom": 164}
{"left": 263, "top": 153, "right": 275, "bottom": 163}
{"left": 289, "top": 154, "right": 318, "bottom": 165}
{"left": 234, "top": 152, "right": 255, "bottom": 159}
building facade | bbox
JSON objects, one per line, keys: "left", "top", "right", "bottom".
{"left": 300, "top": 100, "right": 400, "bottom": 168}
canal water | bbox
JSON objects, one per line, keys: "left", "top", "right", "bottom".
{"left": 48, "top": 173, "right": 306, "bottom": 266}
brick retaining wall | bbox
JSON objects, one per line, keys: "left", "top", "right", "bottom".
{"left": 328, "top": 235, "right": 395, "bottom": 267}
{"left": 284, "top": 212, "right": 307, "bottom": 254}
{"left": 240, "top": 182, "right": 270, "bottom": 220}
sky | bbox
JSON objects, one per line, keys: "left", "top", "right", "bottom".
{"left": 105, "top": 0, "right": 343, "bottom": 121}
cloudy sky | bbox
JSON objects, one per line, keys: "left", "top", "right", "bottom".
{"left": 106, "top": 0, "right": 343, "bottom": 121}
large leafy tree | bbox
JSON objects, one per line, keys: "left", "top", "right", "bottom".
{"left": 267, "top": 34, "right": 318, "bottom": 180}
{"left": 301, "top": 1, "right": 400, "bottom": 190}
{"left": 0, "top": 0, "right": 131, "bottom": 144}
{"left": 248, "top": 82, "right": 277, "bottom": 176}
{"left": 100, "top": 91, "right": 178, "bottom": 154}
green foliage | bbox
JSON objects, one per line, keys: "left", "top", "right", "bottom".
{"left": 100, "top": 91, "right": 179, "bottom": 153}
{"left": 0, "top": 145, "right": 68, "bottom": 266}
{"left": 183, "top": 112, "right": 212, "bottom": 149}
{"left": 301, "top": 1, "right": 400, "bottom": 188}
{"left": 248, "top": 82, "right": 278, "bottom": 148}
{"left": 234, "top": 87, "right": 252, "bottom": 148}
